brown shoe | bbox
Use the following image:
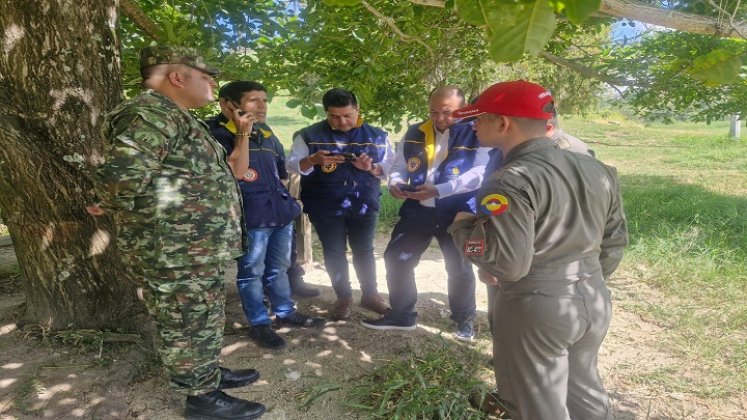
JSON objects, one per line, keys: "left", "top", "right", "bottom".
{"left": 469, "top": 390, "right": 511, "bottom": 418}
{"left": 360, "top": 293, "right": 390, "bottom": 315}
{"left": 330, "top": 297, "right": 353, "bottom": 320}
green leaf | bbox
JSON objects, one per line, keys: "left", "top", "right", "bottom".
{"left": 455, "top": 0, "right": 505, "bottom": 28}
{"left": 687, "top": 49, "right": 743, "bottom": 86}
{"left": 322, "top": 0, "right": 361, "bottom": 6}
{"left": 488, "top": 1, "right": 557, "bottom": 62}
{"left": 561, "top": 0, "right": 601, "bottom": 24}
{"left": 286, "top": 98, "right": 302, "bottom": 108}
{"left": 300, "top": 105, "right": 318, "bottom": 119}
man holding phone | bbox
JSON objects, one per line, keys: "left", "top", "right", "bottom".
{"left": 207, "top": 81, "right": 325, "bottom": 350}
{"left": 361, "top": 86, "right": 490, "bottom": 340}
{"left": 287, "top": 88, "right": 394, "bottom": 320}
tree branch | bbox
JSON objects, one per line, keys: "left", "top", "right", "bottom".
{"left": 703, "top": 0, "right": 747, "bottom": 38}
{"left": 408, "top": 0, "right": 747, "bottom": 39}
{"left": 120, "top": 0, "right": 164, "bottom": 42}
{"left": 361, "top": 1, "right": 434, "bottom": 56}
{"left": 538, "top": 51, "right": 641, "bottom": 88}
{"left": 599, "top": 0, "right": 747, "bottom": 39}
{"left": 409, "top": 0, "right": 445, "bottom": 6}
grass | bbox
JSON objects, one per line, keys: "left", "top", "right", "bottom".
{"left": 564, "top": 115, "right": 747, "bottom": 397}
{"left": 304, "top": 341, "right": 492, "bottom": 419}
{"left": 266, "top": 102, "right": 747, "bottom": 401}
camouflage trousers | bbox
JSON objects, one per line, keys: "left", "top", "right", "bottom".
{"left": 138, "top": 264, "right": 226, "bottom": 396}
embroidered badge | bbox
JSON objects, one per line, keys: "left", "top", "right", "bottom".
{"left": 464, "top": 239, "right": 485, "bottom": 256}
{"left": 321, "top": 163, "right": 337, "bottom": 173}
{"left": 451, "top": 167, "right": 460, "bottom": 175}
{"left": 242, "top": 168, "right": 259, "bottom": 182}
{"left": 407, "top": 157, "right": 421, "bottom": 172}
{"left": 481, "top": 193, "right": 509, "bottom": 216}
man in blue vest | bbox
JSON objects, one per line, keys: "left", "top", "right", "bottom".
{"left": 208, "top": 81, "right": 325, "bottom": 351}
{"left": 287, "top": 88, "right": 394, "bottom": 320}
{"left": 360, "top": 86, "right": 490, "bottom": 341}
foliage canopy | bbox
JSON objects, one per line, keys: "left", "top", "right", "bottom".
{"left": 121, "top": 0, "right": 747, "bottom": 126}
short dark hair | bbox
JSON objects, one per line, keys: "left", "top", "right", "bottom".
{"left": 219, "top": 81, "right": 266, "bottom": 104}
{"left": 322, "top": 88, "right": 357, "bottom": 110}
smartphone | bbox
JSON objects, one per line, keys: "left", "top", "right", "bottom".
{"left": 332, "top": 152, "right": 357, "bottom": 161}
{"left": 397, "top": 184, "right": 419, "bottom": 192}
{"left": 228, "top": 100, "right": 244, "bottom": 115}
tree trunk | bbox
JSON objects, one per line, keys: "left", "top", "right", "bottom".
{"left": 0, "top": 0, "right": 141, "bottom": 330}
{"left": 728, "top": 115, "right": 741, "bottom": 139}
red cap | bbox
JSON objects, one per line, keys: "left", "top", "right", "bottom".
{"left": 453, "top": 80, "right": 554, "bottom": 120}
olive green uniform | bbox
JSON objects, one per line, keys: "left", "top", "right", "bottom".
{"left": 95, "top": 90, "right": 245, "bottom": 395}
{"left": 449, "top": 137, "right": 628, "bottom": 420}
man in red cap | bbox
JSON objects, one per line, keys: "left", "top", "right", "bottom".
{"left": 448, "top": 80, "right": 628, "bottom": 420}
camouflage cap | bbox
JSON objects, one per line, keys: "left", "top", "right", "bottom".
{"left": 139, "top": 45, "right": 219, "bottom": 76}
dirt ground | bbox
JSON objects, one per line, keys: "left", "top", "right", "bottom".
{"left": 1, "top": 235, "right": 745, "bottom": 419}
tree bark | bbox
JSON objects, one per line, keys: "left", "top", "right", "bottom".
{"left": 729, "top": 115, "right": 741, "bottom": 139}
{"left": 0, "top": 0, "right": 141, "bottom": 330}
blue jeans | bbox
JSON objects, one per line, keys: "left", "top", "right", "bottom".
{"left": 309, "top": 212, "right": 379, "bottom": 299}
{"left": 236, "top": 223, "right": 295, "bottom": 326}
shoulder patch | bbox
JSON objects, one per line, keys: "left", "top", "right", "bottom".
{"left": 481, "top": 193, "right": 509, "bottom": 216}
{"left": 464, "top": 239, "right": 485, "bottom": 256}
{"left": 407, "top": 157, "right": 421, "bottom": 172}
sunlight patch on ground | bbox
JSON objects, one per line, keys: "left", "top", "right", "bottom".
{"left": 2, "top": 362, "right": 22, "bottom": 369}
{"left": 315, "top": 350, "right": 332, "bottom": 358}
{"left": 36, "top": 383, "right": 72, "bottom": 401}
{"left": 0, "top": 323, "right": 17, "bottom": 335}
{"left": 0, "top": 378, "right": 17, "bottom": 388}
{"left": 221, "top": 341, "right": 250, "bottom": 356}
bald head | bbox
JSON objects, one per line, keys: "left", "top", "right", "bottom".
{"left": 428, "top": 85, "right": 466, "bottom": 132}
{"left": 429, "top": 86, "right": 465, "bottom": 103}
{"left": 139, "top": 63, "right": 217, "bottom": 110}
{"left": 141, "top": 63, "right": 184, "bottom": 89}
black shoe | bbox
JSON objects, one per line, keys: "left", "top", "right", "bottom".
{"left": 360, "top": 314, "right": 416, "bottom": 331}
{"left": 218, "top": 367, "right": 259, "bottom": 390}
{"left": 249, "top": 324, "right": 286, "bottom": 350}
{"left": 289, "top": 276, "right": 320, "bottom": 298}
{"left": 185, "top": 389, "right": 265, "bottom": 420}
{"left": 278, "top": 312, "right": 326, "bottom": 328}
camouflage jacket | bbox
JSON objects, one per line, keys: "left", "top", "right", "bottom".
{"left": 96, "top": 90, "right": 245, "bottom": 268}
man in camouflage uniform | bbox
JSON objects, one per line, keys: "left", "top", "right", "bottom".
{"left": 89, "top": 46, "right": 265, "bottom": 420}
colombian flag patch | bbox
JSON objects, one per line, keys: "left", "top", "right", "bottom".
{"left": 481, "top": 193, "right": 509, "bottom": 216}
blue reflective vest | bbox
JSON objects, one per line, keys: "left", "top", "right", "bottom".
{"left": 297, "top": 120, "right": 388, "bottom": 218}
{"left": 399, "top": 120, "right": 480, "bottom": 223}
{"left": 207, "top": 115, "right": 301, "bottom": 228}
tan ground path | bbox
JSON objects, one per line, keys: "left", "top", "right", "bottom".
{"left": 0, "top": 234, "right": 744, "bottom": 419}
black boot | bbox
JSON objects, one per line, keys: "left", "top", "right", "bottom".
{"left": 185, "top": 389, "right": 265, "bottom": 420}
{"left": 218, "top": 367, "right": 259, "bottom": 390}
{"left": 289, "top": 276, "right": 320, "bottom": 298}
